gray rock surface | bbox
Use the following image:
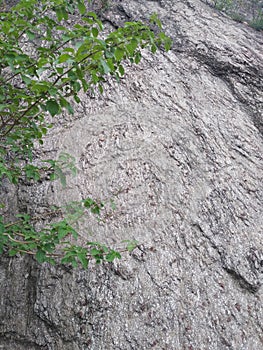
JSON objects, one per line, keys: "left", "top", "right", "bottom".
{"left": 0, "top": 0, "right": 263, "bottom": 349}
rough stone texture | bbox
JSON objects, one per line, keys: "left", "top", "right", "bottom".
{"left": 0, "top": 0, "right": 263, "bottom": 349}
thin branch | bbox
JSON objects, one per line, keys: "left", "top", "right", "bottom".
{"left": 3, "top": 208, "right": 63, "bottom": 229}
{"left": 16, "top": 246, "right": 138, "bottom": 260}
{"left": 2, "top": 36, "right": 74, "bottom": 86}
{"left": 3, "top": 233, "right": 36, "bottom": 245}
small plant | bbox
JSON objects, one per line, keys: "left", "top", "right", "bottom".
{"left": 249, "top": 13, "right": 263, "bottom": 30}
{"left": 214, "top": 0, "right": 233, "bottom": 11}
{"left": 210, "top": 0, "right": 263, "bottom": 30}
{"left": 229, "top": 12, "right": 245, "bottom": 23}
{"left": 0, "top": 201, "right": 138, "bottom": 267}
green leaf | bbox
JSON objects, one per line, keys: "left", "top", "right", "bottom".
{"left": 63, "top": 47, "right": 75, "bottom": 53}
{"left": 57, "top": 53, "right": 72, "bottom": 63}
{"left": 9, "top": 250, "right": 18, "bottom": 257}
{"left": 78, "top": 253, "right": 88, "bottom": 268}
{"left": 61, "top": 6, "right": 68, "bottom": 20}
{"left": 54, "top": 167, "right": 66, "bottom": 187}
{"left": 56, "top": 67, "right": 64, "bottom": 75}
{"left": 86, "top": 11, "right": 97, "bottom": 18}
{"left": 60, "top": 97, "right": 74, "bottom": 114}
{"left": 26, "top": 30, "right": 35, "bottom": 40}
{"left": 46, "top": 100, "right": 60, "bottom": 117}
{"left": 114, "top": 47, "right": 125, "bottom": 61}
{"left": 110, "top": 199, "right": 116, "bottom": 210}
{"left": 56, "top": 25, "right": 67, "bottom": 31}
{"left": 92, "top": 27, "right": 99, "bottom": 38}
{"left": 126, "top": 39, "right": 138, "bottom": 56}
{"left": 90, "top": 205, "right": 101, "bottom": 215}
{"left": 71, "top": 260, "right": 78, "bottom": 268}
{"left": 71, "top": 227, "right": 78, "bottom": 240}
{"left": 118, "top": 64, "right": 125, "bottom": 76}
{"left": 105, "top": 250, "right": 121, "bottom": 262}
{"left": 50, "top": 173, "right": 57, "bottom": 181}
{"left": 90, "top": 248, "right": 103, "bottom": 263}
{"left": 37, "top": 57, "right": 49, "bottom": 68}
{"left": 61, "top": 250, "right": 76, "bottom": 264}
{"left": 98, "top": 84, "right": 103, "bottom": 94}
{"left": 151, "top": 44, "right": 157, "bottom": 53}
{"left": 106, "top": 58, "right": 115, "bottom": 71}
{"left": 55, "top": 8, "right": 63, "bottom": 21}
{"left": 150, "top": 13, "right": 162, "bottom": 29}
{"left": 123, "top": 240, "right": 138, "bottom": 252}
{"left": 35, "top": 250, "right": 46, "bottom": 263}
{"left": 77, "top": 1, "right": 86, "bottom": 15}
{"left": 24, "top": 164, "right": 40, "bottom": 181}
{"left": 67, "top": 102, "right": 74, "bottom": 114}
{"left": 135, "top": 52, "right": 141, "bottom": 64}
{"left": 58, "top": 227, "right": 69, "bottom": 240}
{"left": 83, "top": 198, "right": 95, "bottom": 208}
{"left": 164, "top": 39, "right": 172, "bottom": 51}
{"left": 100, "top": 59, "right": 111, "bottom": 74}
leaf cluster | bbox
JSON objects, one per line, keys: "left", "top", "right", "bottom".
{"left": 0, "top": 202, "right": 138, "bottom": 268}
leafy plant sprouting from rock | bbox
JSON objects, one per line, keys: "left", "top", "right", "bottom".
{"left": 209, "top": 0, "right": 263, "bottom": 30}
{"left": 0, "top": 0, "right": 172, "bottom": 267}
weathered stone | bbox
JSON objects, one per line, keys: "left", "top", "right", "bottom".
{"left": 0, "top": 0, "right": 262, "bottom": 349}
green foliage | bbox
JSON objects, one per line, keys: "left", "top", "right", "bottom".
{"left": 0, "top": 0, "right": 171, "bottom": 267}
{"left": 210, "top": 0, "right": 263, "bottom": 30}
{"left": 0, "top": 207, "right": 129, "bottom": 267}
{"left": 249, "top": 12, "right": 263, "bottom": 31}
{"left": 214, "top": 0, "right": 233, "bottom": 11}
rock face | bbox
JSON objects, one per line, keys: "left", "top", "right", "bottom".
{"left": 0, "top": 0, "right": 263, "bottom": 349}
